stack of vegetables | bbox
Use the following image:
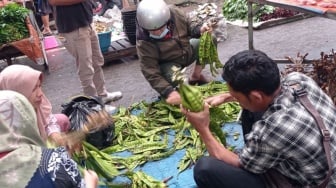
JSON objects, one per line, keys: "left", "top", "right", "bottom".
{"left": 73, "top": 80, "right": 241, "bottom": 187}
{"left": 0, "top": 3, "right": 29, "bottom": 46}
{"left": 222, "top": 0, "right": 299, "bottom": 22}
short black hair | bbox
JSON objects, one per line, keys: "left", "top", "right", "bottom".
{"left": 222, "top": 50, "right": 280, "bottom": 96}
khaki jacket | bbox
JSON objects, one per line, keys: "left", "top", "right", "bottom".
{"left": 136, "top": 5, "right": 202, "bottom": 97}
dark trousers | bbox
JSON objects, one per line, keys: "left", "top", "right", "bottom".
{"left": 193, "top": 109, "right": 266, "bottom": 187}
{"left": 194, "top": 156, "right": 265, "bottom": 188}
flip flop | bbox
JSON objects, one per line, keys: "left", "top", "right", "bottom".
{"left": 188, "top": 75, "right": 209, "bottom": 85}
{"left": 42, "top": 31, "right": 53, "bottom": 36}
{"left": 188, "top": 79, "right": 209, "bottom": 85}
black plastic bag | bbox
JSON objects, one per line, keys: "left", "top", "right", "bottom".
{"left": 61, "top": 95, "right": 114, "bottom": 149}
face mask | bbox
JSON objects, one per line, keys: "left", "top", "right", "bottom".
{"left": 149, "top": 27, "right": 170, "bottom": 39}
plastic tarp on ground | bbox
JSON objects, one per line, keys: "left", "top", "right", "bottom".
{"left": 105, "top": 122, "right": 245, "bottom": 188}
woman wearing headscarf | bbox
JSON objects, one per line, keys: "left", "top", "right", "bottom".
{"left": 0, "top": 64, "right": 70, "bottom": 145}
{"left": 0, "top": 90, "right": 98, "bottom": 188}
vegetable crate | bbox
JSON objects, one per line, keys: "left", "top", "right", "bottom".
{"left": 98, "top": 31, "right": 112, "bottom": 53}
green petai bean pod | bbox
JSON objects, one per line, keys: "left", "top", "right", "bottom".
{"left": 179, "top": 83, "right": 204, "bottom": 112}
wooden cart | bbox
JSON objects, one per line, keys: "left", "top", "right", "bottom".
{"left": 0, "top": 2, "right": 49, "bottom": 71}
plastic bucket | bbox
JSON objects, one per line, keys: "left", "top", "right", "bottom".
{"left": 98, "top": 31, "right": 112, "bottom": 53}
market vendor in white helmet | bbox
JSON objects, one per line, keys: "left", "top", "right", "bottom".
{"left": 136, "top": 0, "right": 214, "bottom": 105}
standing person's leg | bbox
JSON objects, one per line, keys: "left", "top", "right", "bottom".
{"left": 62, "top": 26, "right": 98, "bottom": 96}
{"left": 41, "top": 15, "right": 51, "bottom": 35}
{"left": 89, "top": 27, "right": 107, "bottom": 96}
{"left": 89, "top": 26, "right": 122, "bottom": 101}
{"left": 39, "top": 0, "right": 52, "bottom": 35}
{"left": 194, "top": 156, "right": 265, "bottom": 188}
{"left": 51, "top": 6, "right": 57, "bottom": 33}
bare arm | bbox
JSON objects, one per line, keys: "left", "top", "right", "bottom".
{"left": 181, "top": 103, "right": 241, "bottom": 167}
{"left": 84, "top": 170, "right": 98, "bottom": 188}
{"left": 48, "top": 0, "right": 85, "bottom": 6}
{"left": 205, "top": 92, "right": 236, "bottom": 107}
{"left": 198, "top": 125, "right": 241, "bottom": 167}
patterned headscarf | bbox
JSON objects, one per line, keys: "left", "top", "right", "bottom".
{"left": 0, "top": 64, "right": 52, "bottom": 141}
{"left": 0, "top": 90, "right": 45, "bottom": 187}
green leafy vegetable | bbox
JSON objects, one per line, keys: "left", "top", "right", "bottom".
{"left": 222, "top": 0, "right": 274, "bottom": 22}
{"left": 0, "top": 3, "right": 29, "bottom": 45}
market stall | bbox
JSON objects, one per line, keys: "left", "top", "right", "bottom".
{"left": 95, "top": 0, "right": 138, "bottom": 62}
{"left": 247, "top": 0, "right": 336, "bottom": 104}
{"left": 0, "top": 2, "right": 48, "bottom": 70}
{"left": 101, "top": 4, "right": 137, "bottom": 62}
{"left": 247, "top": 0, "right": 336, "bottom": 50}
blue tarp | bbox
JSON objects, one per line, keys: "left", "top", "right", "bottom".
{"left": 108, "top": 122, "right": 245, "bottom": 187}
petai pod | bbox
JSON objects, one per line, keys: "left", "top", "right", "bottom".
{"left": 179, "top": 83, "right": 204, "bottom": 112}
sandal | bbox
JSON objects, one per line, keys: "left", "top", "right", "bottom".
{"left": 188, "top": 74, "right": 209, "bottom": 85}
{"left": 42, "top": 30, "right": 53, "bottom": 36}
{"left": 188, "top": 79, "right": 209, "bottom": 85}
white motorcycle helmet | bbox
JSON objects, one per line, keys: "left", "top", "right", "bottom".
{"left": 136, "top": 0, "right": 171, "bottom": 30}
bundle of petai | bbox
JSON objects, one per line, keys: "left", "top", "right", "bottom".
{"left": 199, "top": 31, "right": 223, "bottom": 76}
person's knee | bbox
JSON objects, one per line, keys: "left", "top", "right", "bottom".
{"left": 194, "top": 156, "right": 265, "bottom": 188}
{"left": 193, "top": 157, "right": 215, "bottom": 184}
{"left": 194, "top": 157, "right": 211, "bottom": 174}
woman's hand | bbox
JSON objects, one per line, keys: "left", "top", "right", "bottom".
{"left": 49, "top": 132, "right": 66, "bottom": 146}
{"left": 84, "top": 170, "right": 98, "bottom": 188}
{"left": 165, "top": 90, "right": 181, "bottom": 105}
{"left": 61, "top": 132, "right": 84, "bottom": 156}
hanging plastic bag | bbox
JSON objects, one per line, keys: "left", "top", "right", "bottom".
{"left": 61, "top": 95, "right": 115, "bottom": 149}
